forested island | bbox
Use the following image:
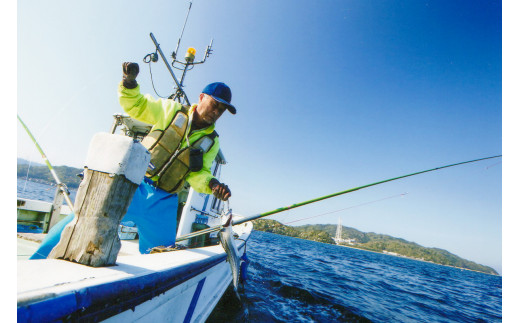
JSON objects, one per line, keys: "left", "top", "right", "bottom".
{"left": 17, "top": 158, "right": 83, "bottom": 188}
{"left": 253, "top": 219, "right": 499, "bottom": 275}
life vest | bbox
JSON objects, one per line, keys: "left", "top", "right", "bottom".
{"left": 141, "top": 105, "right": 218, "bottom": 193}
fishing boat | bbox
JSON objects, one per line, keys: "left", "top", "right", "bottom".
{"left": 18, "top": 115, "right": 252, "bottom": 323}
{"left": 18, "top": 222, "right": 252, "bottom": 322}
{"left": 17, "top": 5, "right": 256, "bottom": 319}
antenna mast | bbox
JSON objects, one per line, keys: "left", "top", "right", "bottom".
{"left": 173, "top": 1, "right": 193, "bottom": 60}
{"left": 144, "top": 1, "right": 214, "bottom": 105}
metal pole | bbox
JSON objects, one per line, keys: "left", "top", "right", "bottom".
{"left": 174, "top": 1, "right": 193, "bottom": 58}
{"left": 178, "top": 62, "right": 190, "bottom": 89}
{"left": 149, "top": 33, "right": 190, "bottom": 106}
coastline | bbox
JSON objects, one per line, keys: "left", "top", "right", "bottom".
{"left": 253, "top": 219, "right": 499, "bottom": 276}
{"left": 334, "top": 243, "right": 500, "bottom": 276}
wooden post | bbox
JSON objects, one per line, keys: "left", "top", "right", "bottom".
{"left": 45, "top": 187, "right": 65, "bottom": 233}
{"left": 48, "top": 133, "right": 150, "bottom": 267}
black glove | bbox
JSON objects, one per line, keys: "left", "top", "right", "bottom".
{"left": 209, "top": 178, "right": 232, "bottom": 201}
{"left": 122, "top": 62, "right": 139, "bottom": 89}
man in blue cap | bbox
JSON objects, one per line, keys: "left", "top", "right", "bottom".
{"left": 117, "top": 62, "right": 234, "bottom": 253}
{"left": 30, "top": 62, "right": 235, "bottom": 258}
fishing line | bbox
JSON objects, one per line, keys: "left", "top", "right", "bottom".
{"left": 18, "top": 72, "right": 108, "bottom": 200}
{"left": 283, "top": 193, "right": 408, "bottom": 225}
{"left": 17, "top": 159, "right": 35, "bottom": 220}
{"left": 175, "top": 154, "right": 502, "bottom": 242}
{"left": 20, "top": 159, "right": 33, "bottom": 193}
{"left": 485, "top": 161, "right": 501, "bottom": 170}
{"left": 39, "top": 71, "right": 109, "bottom": 136}
{"left": 19, "top": 83, "right": 86, "bottom": 183}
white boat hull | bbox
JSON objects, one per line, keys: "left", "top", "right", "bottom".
{"left": 18, "top": 222, "right": 252, "bottom": 322}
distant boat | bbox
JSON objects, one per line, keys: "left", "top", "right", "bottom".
{"left": 333, "top": 217, "right": 357, "bottom": 245}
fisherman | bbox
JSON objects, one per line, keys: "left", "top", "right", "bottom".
{"left": 117, "top": 62, "right": 234, "bottom": 253}
{"left": 30, "top": 62, "right": 235, "bottom": 258}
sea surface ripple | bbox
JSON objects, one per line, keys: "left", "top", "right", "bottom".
{"left": 211, "top": 230, "right": 501, "bottom": 322}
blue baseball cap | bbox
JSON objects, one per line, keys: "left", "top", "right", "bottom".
{"left": 202, "top": 82, "right": 236, "bottom": 114}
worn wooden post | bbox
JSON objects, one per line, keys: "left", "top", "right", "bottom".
{"left": 48, "top": 133, "right": 150, "bottom": 267}
{"left": 45, "top": 187, "right": 65, "bottom": 233}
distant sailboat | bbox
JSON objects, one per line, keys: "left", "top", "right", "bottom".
{"left": 334, "top": 217, "right": 357, "bottom": 245}
{"left": 334, "top": 217, "right": 342, "bottom": 245}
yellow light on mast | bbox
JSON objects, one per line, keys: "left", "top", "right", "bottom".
{"left": 185, "top": 47, "right": 196, "bottom": 62}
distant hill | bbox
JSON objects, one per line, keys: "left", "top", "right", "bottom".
{"left": 17, "top": 158, "right": 45, "bottom": 167}
{"left": 253, "top": 219, "right": 499, "bottom": 275}
{"left": 254, "top": 219, "right": 334, "bottom": 244}
{"left": 17, "top": 158, "right": 83, "bottom": 188}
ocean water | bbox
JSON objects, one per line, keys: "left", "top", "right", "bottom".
{"left": 210, "top": 230, "right": 501, "bottom": 322}
{"left": 17, "top": 178, "right": 78, "bottom": 233}
{"left": 17, "top": 178, "right": 77, "bottom": 203}
{"left": 17, "top": 179, "right": 501, "bottom": 322}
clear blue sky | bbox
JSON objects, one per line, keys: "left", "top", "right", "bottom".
{"left": 13, "top": 0, "right": 511, "bottom": 276}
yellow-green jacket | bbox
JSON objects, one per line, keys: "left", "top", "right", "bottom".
{"left": 118, "top": 82, "right": 219, "bottom": 194}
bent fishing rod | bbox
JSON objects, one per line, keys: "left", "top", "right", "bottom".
{"left": 17, "top": 115, "right": 76, "bottom": 214}
{"left": 175, "top": 155, "right": 501, "bottom": 242}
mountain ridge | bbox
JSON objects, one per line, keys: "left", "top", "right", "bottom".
{"left": 17, "top": 158, "right": 83, "bottom": 188}
{"left": 253, "top": 219, "right": 499, "bottom": 275}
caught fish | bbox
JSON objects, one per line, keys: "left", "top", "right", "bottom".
{"left": 218, "top": 211, "right": 241, "bottom": 300}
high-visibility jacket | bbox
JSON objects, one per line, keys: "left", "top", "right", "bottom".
{"left": 118, "top": 82, "right": 219, "bottom": 195}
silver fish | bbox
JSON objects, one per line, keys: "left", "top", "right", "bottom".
{"left": 218, "top": 212, "right": 241, "bottom": 300}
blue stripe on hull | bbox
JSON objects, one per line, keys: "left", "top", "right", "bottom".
{"left": 18, "top": 243, "right": 245, "bottom": 323}
{"left": 183, "top": 278, "right": 206, "bottom": 323}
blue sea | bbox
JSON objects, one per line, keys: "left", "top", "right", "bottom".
{"left": 17, "top": 178, "right": 77, "bottom": 233}
{"left": 18, "top": 179, "right": 501, "bottom": 322}
{"left": 17, "top": 178, "right": 78, "bottom": 203}
{"left": 211, "top": 231, "right": 502, "bottom": 322}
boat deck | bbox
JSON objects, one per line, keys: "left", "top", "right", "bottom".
{"left": 17, "top": 233, "right": 141, "bottom": 260}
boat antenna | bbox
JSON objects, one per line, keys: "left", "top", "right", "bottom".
{"left": 175, "top": 155, "right": 502, "bottom": 242}
{"left": 17, "top": 115, "right": 76, "bottom": 214}
{"left": 143, "top": 0, "right": 214, "bottom": 106}
{"left": 173, "top": 1, "right": 193, "bottom": 60}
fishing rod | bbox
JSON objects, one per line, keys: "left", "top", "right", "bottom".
{"left": 175, "top": 155, "right": 502, "bottom": 242}
{"left": 17, "top": 115, "right": 76, "bottom": 214}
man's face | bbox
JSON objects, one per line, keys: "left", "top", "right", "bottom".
{"left": 196, "top": 94, "right": 227, "bottom": 126}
